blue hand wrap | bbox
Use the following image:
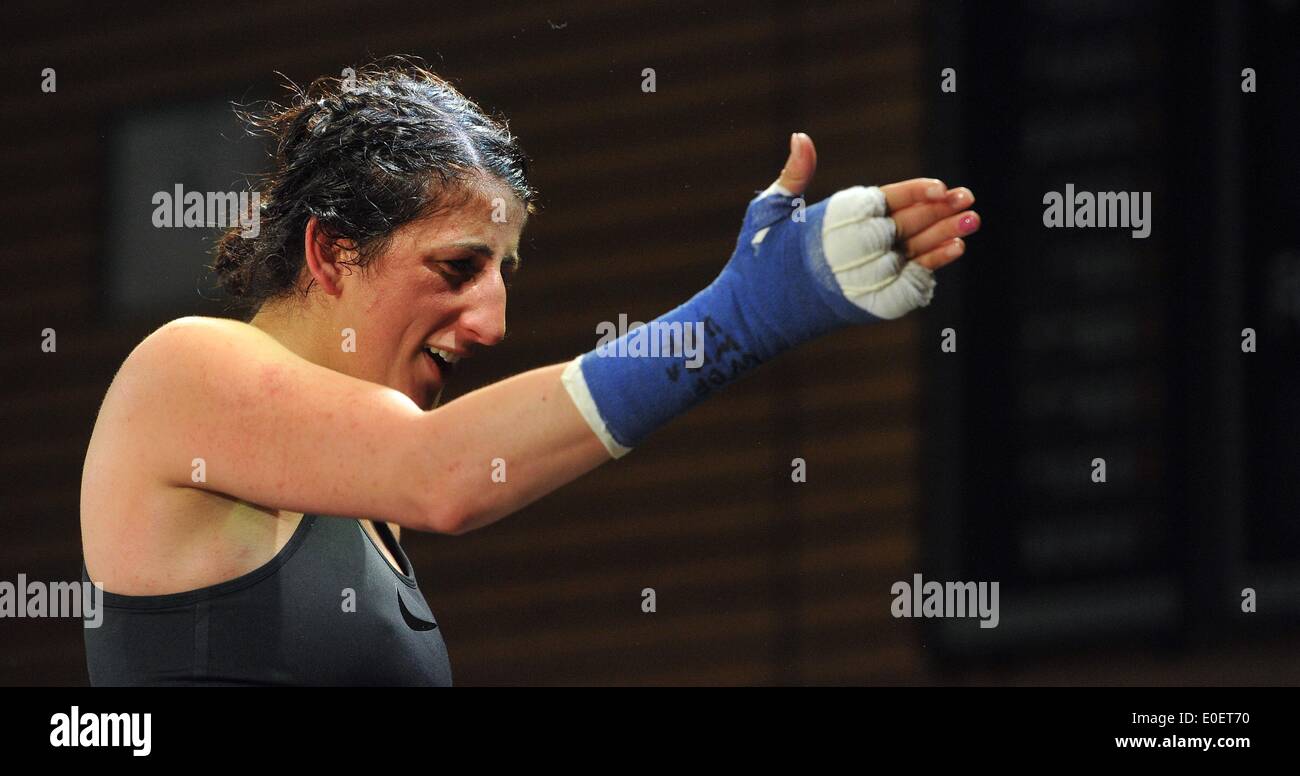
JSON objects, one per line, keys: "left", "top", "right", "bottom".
{"left": 566, "top": 188, "right": 881, "bottom": 454}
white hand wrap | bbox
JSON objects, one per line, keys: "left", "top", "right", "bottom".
{"left": 821, "top": 185, "right": 936, "bottom": 320}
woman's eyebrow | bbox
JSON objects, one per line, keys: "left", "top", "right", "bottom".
{"left": 442, "top": 241, "right": 520, "bottom": 266}
{"left": 443, "top": 241, "right": 495, "bottom": 257}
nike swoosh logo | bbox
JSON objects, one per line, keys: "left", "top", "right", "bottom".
{"left": 396, "top": 583, "right": 439, "bottom": 631}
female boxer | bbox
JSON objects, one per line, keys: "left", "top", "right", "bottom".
{"left": 80, "top": 60, "right": 979, "bottom": 685}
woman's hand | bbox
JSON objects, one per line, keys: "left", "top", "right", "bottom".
{"left": 775, "top": 132, "right": 980, "bottom": 271}
{"left": 561, "top": 133, "right": 983, "bottom": 458}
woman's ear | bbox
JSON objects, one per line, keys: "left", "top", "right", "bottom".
{"left": 302, "top": 216, "right": 355, "bottom": 296}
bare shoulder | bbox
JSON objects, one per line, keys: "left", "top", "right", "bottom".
{"left": 122, "top": 315, "right": 283, "bottom": 378}
{"left": 85, "top": 311, "right": 432, "bottom": 544}
{"left": 106, "top": 316, "right": 289, "bottom": 417}
{"left": 139, "top": 314, "right": 265, "bottom": 349}
{"left": 81, "top": 317, "right": 311, "bottom": 591}
{"left": 87, "top": 317, "right": 283, "bottom": 483}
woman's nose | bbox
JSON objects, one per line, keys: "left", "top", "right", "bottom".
{"left": 459, "top": 268, "right": 507, "bottom": 347}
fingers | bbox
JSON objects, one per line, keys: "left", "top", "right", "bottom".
{"left": 912, "top": 237, "right": 966, "bottom": 271}
{"left": 880, "top": 178, "right": 949, "bottom": 212}
{"left": 903, "top": 210, "right": 981, "bottom": 259}
{"left": 862, "top": 176, "right": 979, "bottom": 274}
{"left": 775, "top": 132, "right": 818, "bottom": 195}
{"left": 890, "top": 187, "right": 976, "bottom": 239}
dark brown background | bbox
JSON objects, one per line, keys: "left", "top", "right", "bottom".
{"left": 2, "top": 0, "right": 1297, "bottom": 685}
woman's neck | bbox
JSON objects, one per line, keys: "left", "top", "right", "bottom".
{"left": 248, "top": 298, "right": 336, "bottom": 370}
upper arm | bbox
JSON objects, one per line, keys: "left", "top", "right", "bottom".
{"left": 108, "top": 316, "right": 438, "bottom": 531}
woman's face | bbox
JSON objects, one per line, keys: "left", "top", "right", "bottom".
{"left": 329, "top": 179, "right": 527, "bottom": 410}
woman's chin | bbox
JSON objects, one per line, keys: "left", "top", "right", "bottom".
{"left": 391, "top": 368, "right": 443, "bottom": 411}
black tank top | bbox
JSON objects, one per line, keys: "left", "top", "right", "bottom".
{"left": 82, "top": 514, "right": 453, "bottom": 686}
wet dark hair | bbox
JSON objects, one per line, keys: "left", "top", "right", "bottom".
{"left": 212, "top": 56, "right": 536, "bottom": 315}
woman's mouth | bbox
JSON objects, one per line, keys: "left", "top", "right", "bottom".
{"left": 421, "top": 345, "right": 459, "bottom": 380}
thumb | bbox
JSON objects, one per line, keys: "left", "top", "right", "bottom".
{"left": 775, "top": 132, "right": 817, "bottom": 196}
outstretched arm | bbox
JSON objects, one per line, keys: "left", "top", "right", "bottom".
{"left": 117, "top": 133, "right": 976, "bottom": 536}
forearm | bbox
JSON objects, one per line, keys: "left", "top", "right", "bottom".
{"left": 420, "top": 362, "right": 610, "bottom": 534}
{"left": 419, "top": 167, "right": 964, "bottom": 534}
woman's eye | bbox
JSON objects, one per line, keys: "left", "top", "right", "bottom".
{"left": 443, "top": 259, "right": 476, "bottom": 276}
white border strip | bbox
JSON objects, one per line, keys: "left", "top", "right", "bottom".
{"left": 561, "top": 356, "right": 632, "bottom": 459}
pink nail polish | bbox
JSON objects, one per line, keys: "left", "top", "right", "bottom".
{"left": 958, "top": 213, "right": 978, "bottom": 234}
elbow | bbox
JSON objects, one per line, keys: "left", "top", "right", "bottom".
{"left": 392, "top": 423, "right": 485, "bottom": 536}
{"left": 392, "top": 427, "right": 475, "bottom": 536}
{"left": 429, "top": 507, "right": 474, "bottom": 536}
{"left": 408, "top": 491, "right": 475, "bottom": 536}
